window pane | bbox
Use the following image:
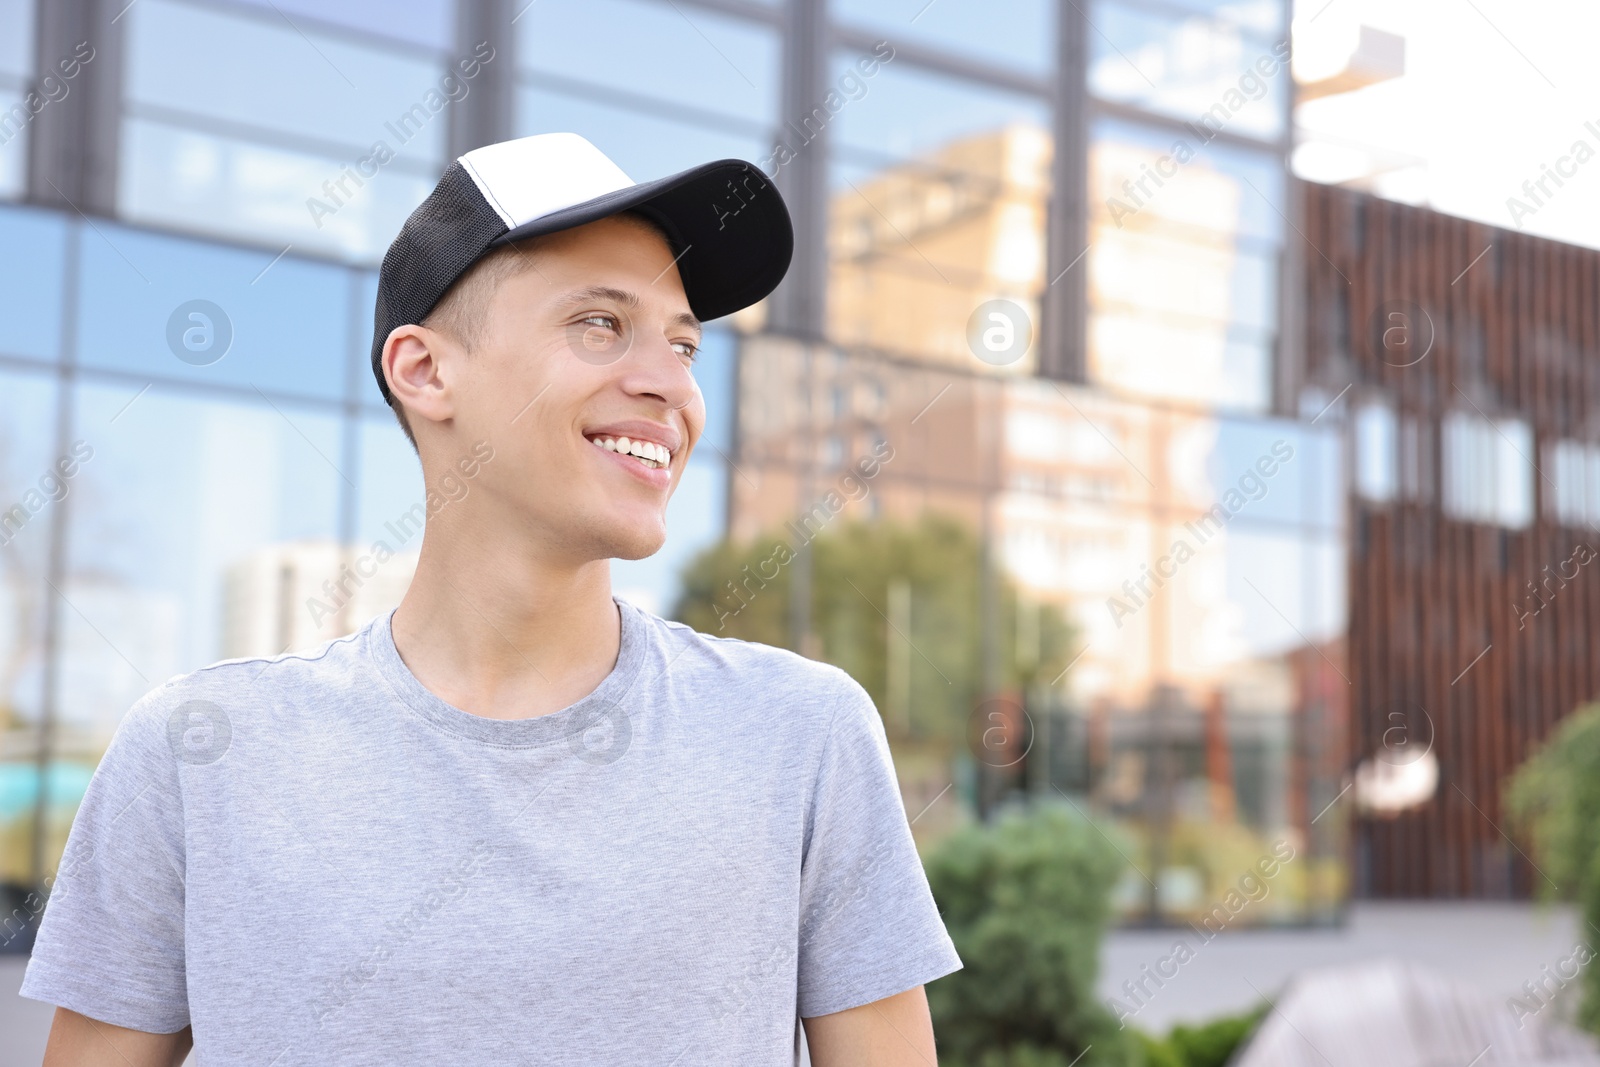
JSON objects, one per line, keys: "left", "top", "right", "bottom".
{"left": 1089, "top": 312, "right": 1269, "bottom": 411}
{"left": 826, "top": 63, "right": 1051, "bottom": 369}
{"left": 1090, "top": 116, "right": 1285, "bottom": 243}
{"left": 1164, "top": 412, "right": 1336, "bottom": 528}
{"left": 516, "top": 86, "right": 767, "bottom": 183}
{"left": 1442, "top": 411, "right": 1533, "bottom": 528}
{"left": 209, "top": 414, "right": 415, "bottom": 659}
{"left": 0, "top": 0, "right": 32, "bottom": 78}
{"left": 517, "top": 0, "right": 779, "bottom": 126}
{"left": 6, "top": 15, "right": 97, "bottom": 199}
{"left": 126, "top": 0, "right": 452, "bottom": 164}
{"left": 1544, "top": 438, "right": 1600, "bottom": 529}
{"left": 1087, "top": 116, "right": 1283, "bottom": 411}
{"left": 0, "top": 90, "right": 26, "bottom": 200}
{"left": 120, "top": 119, "right": 434, "bottom": 263}
{"left": 1218, "top": 527, "right": 1344, "bottom": 655}
{"left": 0, "top": 206, "right": 68, "bottom": 362}
{"left": 1354, "top": 401, "right": 1397, "bottom": 503}
{"left": 829, "top": 0, "right": 1055, "bottom": 76}
{"left": 829, "top": 55, "right": 1049, "bottom": 167}
{"left": 75, "top": 225, "right": 350, "bottom": 400}
{"left": 1588, "top": 446, "right": 1600, "bottom": 528}
{"left": 220, "top": 414, "right": 422, "bottom": 656}
{"left": 694, "top": 328, "right": 739, "bottom": 456}
{"left": 357, "top": 414, "right": 424, "bottom": 548}
{"left": 1091, "top": 229, "right": 1278, "bottom": 331}
{"left": 1219, "top": 335, "right": 1272, "bottom": 411}
{"left": 0, "top": 368, "right": 58, "bottom": 731}
{"left": 1089, "top": 1, "right": 1288, "bottom": 142}
{"left": 1159, "top": 0, "right": 1285, "bottom": 36}
{"left": 1496, "top": 418, "right": 1534, "bottom": 529}
{"left": 356, "top": 270, "right": 388, "bottom": 410}
{"left": 64, "top": 384, "right": 342, "bottom": 739}
{"left": 1003, "top": 382, "right": 1157, "bottom": 512}
{"left": 228, "top": 0, "right": 454, "bottom": 50}
{"left": 1037, "top": 507, "right": 1324, "bottom": 770}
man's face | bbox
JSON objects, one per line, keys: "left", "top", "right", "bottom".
{"left": 444, "top": 215, "right": 705, "bottom": 563}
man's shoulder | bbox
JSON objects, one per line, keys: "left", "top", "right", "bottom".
{"left": 132, "top": 617, "right": 378, "bottom": 716}
{"left": 633, "top": 605, "right": 866, "bottom": 715}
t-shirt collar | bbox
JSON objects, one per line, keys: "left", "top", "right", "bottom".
{"left": 366, "top": 594, "right": 647, "bottom": 747}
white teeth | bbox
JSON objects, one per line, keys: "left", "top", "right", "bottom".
{"left": 589, "top": 435, "right": 670, "bottom": 469}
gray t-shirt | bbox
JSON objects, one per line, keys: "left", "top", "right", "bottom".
{"left": 20, "top": 595, "right": 961, "bottom": 1065}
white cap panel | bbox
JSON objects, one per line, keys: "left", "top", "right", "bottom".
{"left": 458, "top": 132, "right": 635, "bottom": 229}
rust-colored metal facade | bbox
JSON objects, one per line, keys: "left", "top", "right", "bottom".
{"left": 1300, "top": 180, "right": 1600, "bottom": 898}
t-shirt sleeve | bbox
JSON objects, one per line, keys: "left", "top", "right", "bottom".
{"left": 795, "top": 673, "right": 962, "bottom": 1018}
{"left": 18, "top": 687, "right": 191, "bottom": 1033}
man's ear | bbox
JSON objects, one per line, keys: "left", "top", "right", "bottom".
{"left": 384, "top": 324, "right": 458, "bottom": 430}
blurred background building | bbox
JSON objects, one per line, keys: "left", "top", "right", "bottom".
{"left": 1302, "top": 184, "right": 1600, "bottom": 898}
{"left": 0, "top": 0, "right": 1588, "bottom": 946}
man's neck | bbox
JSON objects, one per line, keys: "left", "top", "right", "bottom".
{"left": 388, "top": 525, "right": 621, "bottom": 722}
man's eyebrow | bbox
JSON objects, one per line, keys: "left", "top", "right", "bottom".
{"left": 558, "top": 285, "right": 641, "bottom": 312}
{"left": 558, "top": 285, "right": 701, "bottom": 335}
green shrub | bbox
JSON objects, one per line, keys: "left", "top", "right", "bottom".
{"left": 925, "top": 800, "right": 1138, "bottom": 1067}
{"left": 1133, "top": 1032, "right": 1184, "bottom": 1067}
{"left": 974, "top": 1043, "right": 1092, "bottom": 1067}
{"left": 1506, "top": 702, "right": 1600, "bottom": 1032}
{"left": 1161, "top": 1004, "right": 1268, "bottom": 1066}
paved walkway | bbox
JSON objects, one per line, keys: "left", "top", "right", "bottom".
{"left": 1100, "top": 902, "right": 1587, "bottom": 1033}
{"left": 1, "top": 902, "right": 1586, "bottom": 1063}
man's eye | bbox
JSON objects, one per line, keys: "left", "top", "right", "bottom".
{"left": 581, "top": 313, "right": 619, "bottom": 331}
{"left": 673, "top": 341, "right": 699, "bottom": 362}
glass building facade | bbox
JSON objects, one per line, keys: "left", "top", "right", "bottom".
{"left": 716, "top": 0, "right": 1343, "bottom": 925}
{"left": 0, "top": 0, "right": 1344, "bottom": 936}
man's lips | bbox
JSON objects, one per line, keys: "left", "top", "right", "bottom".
{"left": 588, "top": 436, "right": 673, "bottom": 488}
{"left": 581, "top": 420, "right": 682, "bottom": 456}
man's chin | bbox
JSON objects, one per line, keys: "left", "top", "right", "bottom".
{"left": 596, "top": 524, "right": 668, "bottom": 562}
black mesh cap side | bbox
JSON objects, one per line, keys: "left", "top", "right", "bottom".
{"left": 370, "top": 161, "right": 508, "bottom": 405}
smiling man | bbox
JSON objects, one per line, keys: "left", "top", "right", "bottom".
{"left": 20, "top": 132, "right": 961, "bottom": 1066}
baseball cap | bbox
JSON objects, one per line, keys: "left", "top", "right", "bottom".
{"left": 369, "top": 131, "right": 794, "bottom": 405}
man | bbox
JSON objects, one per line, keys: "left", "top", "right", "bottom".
{"left": 21, "top": 132, "right": 961, "bottom": 1065}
